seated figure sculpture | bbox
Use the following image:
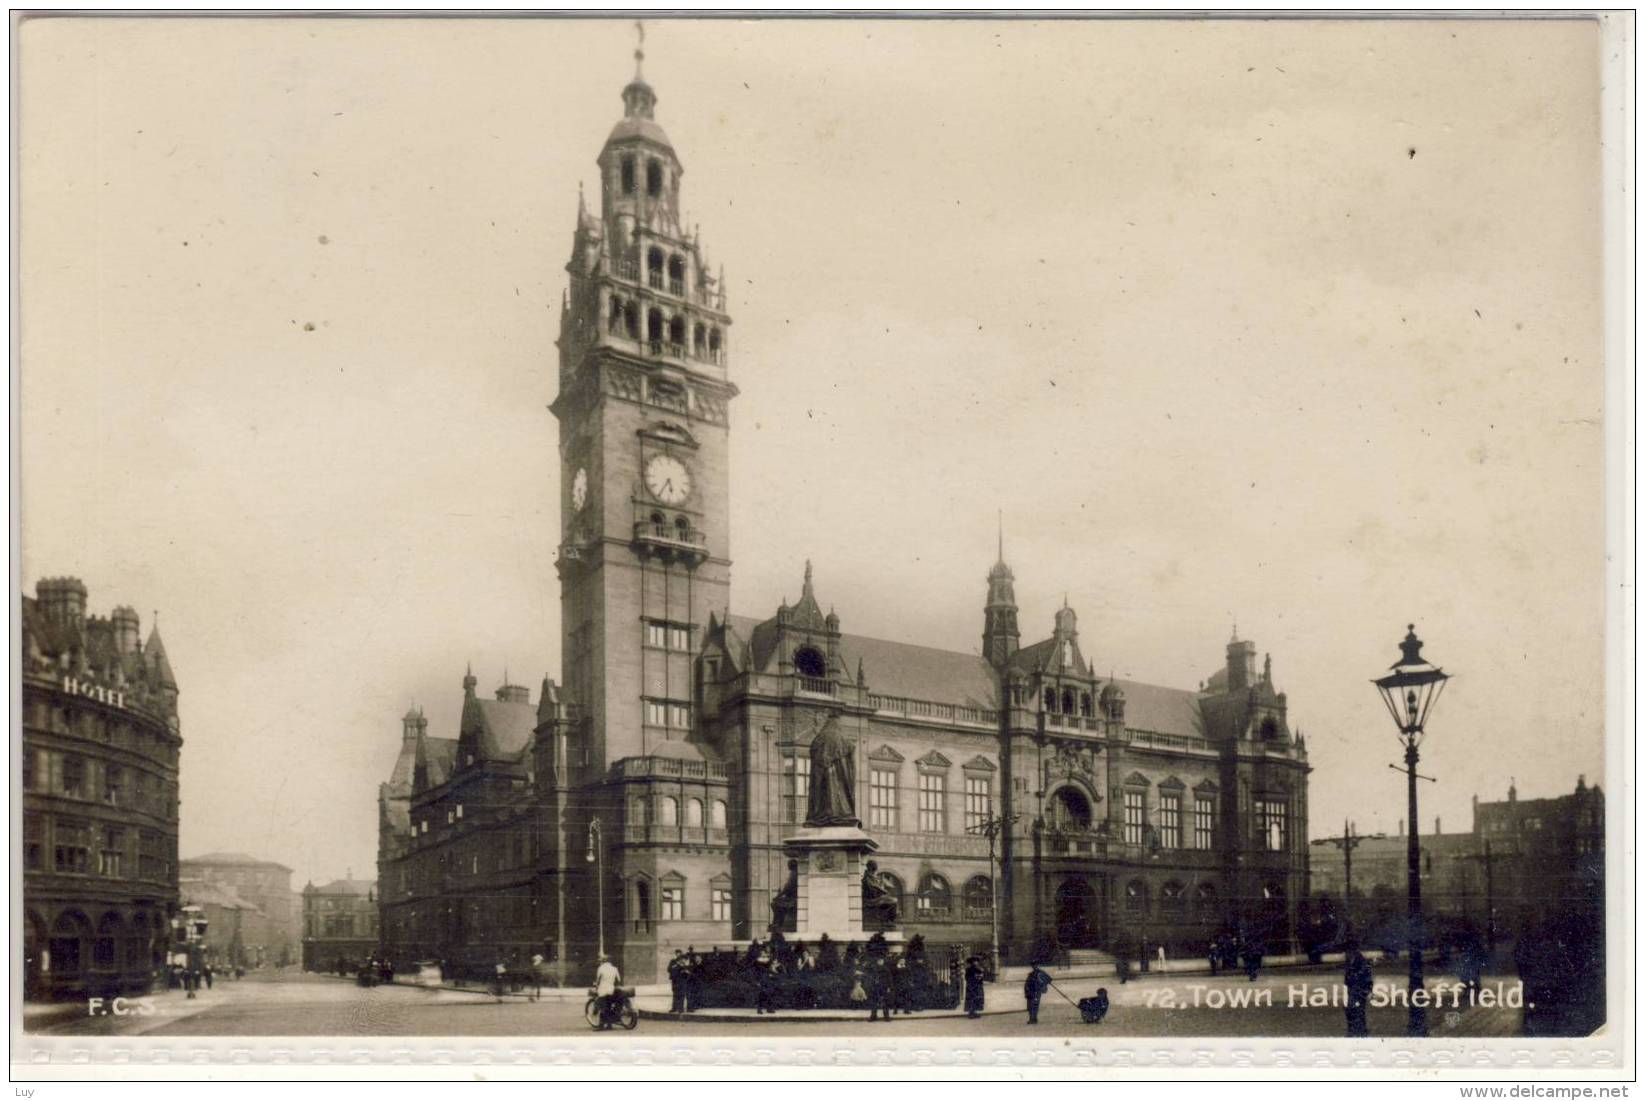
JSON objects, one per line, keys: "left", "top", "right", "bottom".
{"left": 861, "top": 860, "right": 899, "bottom": 929}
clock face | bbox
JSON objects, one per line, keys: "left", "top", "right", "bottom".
{"left": 571, "top": 467, "right": 588, "bottom": 512}
{"left": 644, "top": 454, "right": 692, "bottom": 505}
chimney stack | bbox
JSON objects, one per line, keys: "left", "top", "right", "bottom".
{"left": 110, "top": 605, "right": 141, "bottom": 655}
{"left": 1398, "top": 818, "right": 1405, "bottom": 836}
{"left": 1434, "top": 816, "right": 1442, "bottom": 836}
{"left": 36, "top": 577, "right": 88, "bottom": 631}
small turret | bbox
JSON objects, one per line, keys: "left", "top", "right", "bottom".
{"left": 401, "top": 707, "right": 426, "bottom": 743}
{"left": 111, "top": 605, "right": 141, "bottom": 655}
{"left": 982, "top": 518, "right": 1020, "bottom": 668}
{"left": 1226, "top": 627, "right": 1257, "bottom": 692}
{"left": 463, "top": 663, "right": 478, "bottom": 696}
{"left": 36, "top": 577, "right": 88, "bottom": 632}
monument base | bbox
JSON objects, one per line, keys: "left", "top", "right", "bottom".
{"left": 781, "top": 825, "right": 896, "bottom": 942}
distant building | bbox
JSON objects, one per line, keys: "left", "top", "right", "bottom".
{"left": 1308, "top": 777, "right": 1604, "bottom": 943}
{"left": 21, "top": 577, "right": 182, "bottom": 1000}
{"left": 301, "top": 877, "right": 379, "bottom": 971}
{"left": 179, "top": 853, "right": 299, "bottom": 967}
{"left": 178, "top": 877, "right": 258, "bottom": 970}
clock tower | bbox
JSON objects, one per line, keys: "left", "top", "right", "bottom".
{"left": 551, "top": 47, "right": 736, "bottom": 781}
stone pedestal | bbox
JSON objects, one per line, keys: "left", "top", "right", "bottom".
{"left": 782, "top": 826, "right": 898, "bottom": 943}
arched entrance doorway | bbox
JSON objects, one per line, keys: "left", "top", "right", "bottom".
{"left": 1055, "top": 877, "right": 1098, "bottom": 949}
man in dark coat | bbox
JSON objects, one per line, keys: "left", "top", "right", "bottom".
{"left": 867, "top": 957, "right": 891, "bottom": 1022}
{"left": 963, "top": 956, "right": 986, "bottom": 1018}
{"left": 668, "top": 950, "right": 688, "bottom": 1013}
{"left": 1024, "top": 963, "right": 1051, "bottom": 1024}
{"left": 1344, "top": 945, "right": 1374, "bottom": 1037}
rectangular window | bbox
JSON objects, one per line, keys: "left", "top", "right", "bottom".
{"left": 1123, "top": 790, "right": 1146, "bottom": 846}
{"left": 781, "top": 752, "right": 811, "bottom": 824}
{"left": 60, "top": 754, "right": 85, "bottom": 799}
{"left": 668, "top": 703, "right": 691, "bottom": 729}
{"left": 710, "top": 886, "right": 731, "bottom": 922}
{"left": 660, "top": 884, "right": 684, "bottom": 921}
{"left": 964, "top": 775, "right": 991, "bottom": 832}
{"left": 645, "top": 622, "right": 667, "bottom": 648}
{"left": 644, "top": 699, "right": 665, "bottom": 726}
{"left": 1193, "top": 796, "right": 1215, "bottom": 850}
{"left": 103, "top": 764, "right": 124, "bottom": 807}
{"left": 1259, "top": 800, "right": 1288, "bottom": 851}
{"left": 918, "top": 772, "right": 947, "bottom": 833}
{"left": 643, "top": 620, "right": 693, "bottom": 651}
{"left": 1160, "top": 793, "right": 1182, "bottom": 849}
{"left": 24, "top": 812, "right": 43, "bottom": 871}
{"left": 54, "top": 819, "right": 90, "bottom": 874}
{"left": 869, "top": 769, "right": 898, "bottom": 830}
{"left": 100, "top": 828, "right": 126, "bottom": 877}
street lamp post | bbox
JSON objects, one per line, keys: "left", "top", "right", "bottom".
{"left": 1372, "top": 624, "right": 1450, "bottom": 1038}
{"left": 967, "top": 810, "right": 1020, "bottom": 976}
{"left": 585, "top": 817, "right": 605, "bottom": 960}
{"left": 1325, "top": 818, "right": 1362, "bottom": 932}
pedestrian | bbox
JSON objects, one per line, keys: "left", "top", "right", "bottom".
{"left": 963, "top": 955, "right": 985, "bottom": 1019}
{"left": 849, "top": 966, "right": 869, "bottom": 1011}
{"left": 684, "top": 948, "right": 700, "bottom": 1013}
{"left": 755, "top": 955, "right": 779, "bottom": 1015}
{"left": 668, "top": 950, "right": 688, "bottom": 1013}
{"left": 592, "top": 953, "right": 621, "bottom": 1030}
{"left": 890, "top": 954, "right": 912, "bottom": 1015}
{"left": 1344, "top": 945, "right": 1373, "bottom": 1038}
{"left": 203, "top": 963, "right": 214, "bottom": 990}
{"left": 1156, "top": 944, "right": 1167, "bottom": 971}
{"left": 1116, "top": 952, "right": 1132, "bottom": 984}
{"left": 1208, "top": 936, "right": 1221, "bottom": 976}
{"left": 1242, "top": 940, "right": 1262, "bottom": 982}
{"left": 867, "top": 957, "right": 891, "bottom": 1022}
{"left": 1023, "top": 962, "right": 1050, "bottom": 1024}
{"left": 530, "top": 952, "right": 546, "bottom": 1002}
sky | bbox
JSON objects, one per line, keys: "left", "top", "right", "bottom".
{"left": 18, "top": 17, "right": 1608, "bottom": 889}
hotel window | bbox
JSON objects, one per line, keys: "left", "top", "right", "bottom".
{"left": 103, "top": 764, "right": 124, "bottom": 807}
{"left": 1193, "top": 796, "right": 1215, "bottom": 850}
{"left": 23, "top": 813, "right": 43, "bottom": 871}
{"left": 1123, "top": 790, "right": 1146, "bottom": 846}
{"left": 54, "top": 819, "right": 90, "bottom": 874}
{"left": 669, "top": 703, "right": 691, "bottom": 729}
{"left": 1258, "top": 799, "right": 1288, "bottom": 851}
{"left": 60, "top": 753, "right": 86, "bottom": 799}
{"left": 645, "top": 621, "right": 666, "bottom": 648}
{"left": 99, "top": 828, "right": 125, "bottom": 878}
{"left": 710, "top": 883, "right": 732, "bottom": 922}
{"left": 660, "top": 883, "right": 684, "bottom": 921}
{"left": 869, "top": 769, "right": 898, "bottom": 830}
{"left": 781, "top": 752, "right": 811, "bottom": 824}
{"left": 669, "top": 625, "right": 690, "bottom": 650}
{"left": 1159, "top": 793, "right": 1182, "bottom": 849}
{"left": 918, "top": 772, "right": 947, "bottom": 834}
{"left": 964, "top": 775, "right": 992, "bottom": 832}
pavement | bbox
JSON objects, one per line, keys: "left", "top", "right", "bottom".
{"left": 21, "top": 961, "right": 1531, "bottom": 1039}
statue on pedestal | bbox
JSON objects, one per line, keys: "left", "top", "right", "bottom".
{"left": 805, "top": 715, "right": 859, "bottom": 828}
{"left": 769, "top": 859, "right": 799, "bottom": 933}
{"left": 861, "top": 859, "right": 898, "bottom": 929}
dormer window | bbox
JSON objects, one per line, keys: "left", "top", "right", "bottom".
{"left": 620, "top": 155, "right": 636, "bottom": 195}
{"left": 794, "top": 646, "right": 826, "bottom": 679}
{"left": 646, "top": 158, "right": 663, "bottom": 198}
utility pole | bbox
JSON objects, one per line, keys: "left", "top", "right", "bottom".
{"left": 1323, "top": 818, "right": 1363, "bottom": 927}
{"left": 1458, "top": 840, "right": 1506, "bottom": 950}
{"left": 967, "top": 809, "right": 1020, "bottom": 977}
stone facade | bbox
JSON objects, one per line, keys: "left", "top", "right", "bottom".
{"left": 178, "top": 853, "right": 299, "bottom": 967}
{"left": 376, "top": 59, "right": 1313, "bottom": 985}
{"left": 21, "top": 577, "right": 182, "bottom": 1000}
{"left": 300, "top": 877, "right": 379, "bottom": 972}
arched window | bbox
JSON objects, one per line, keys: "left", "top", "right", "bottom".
{"left": 711, "top": 800, "right": 728, "bottom": 829}
{"left": 609, "top": 296, "right": 624, "bottom": 334}
{"left": 793, "top": 646, "right": 826, "bottom": 679}
{"left": 916, "top": 873, "right": 952, "bottom": 920}
{"left": 693, "top": 322, "right": 706, "bottom": 355}
{"left": 93, "top": 912, "right": 122, "bottom": 972}
{"left": 674, "top": 515, "right": 691, "bottom": 540}
{"left": 50, "top": 911, "right": 90, "bottom": 978}
{"left": 1125, "top": 879, "right": 1149, "bottom": 917}
{"left": 1043, "top": 687, "right": 1057, "bottom": 711}
{"left": 1048, "top": 786, "right": 1092, "bottom": 832}
{"left": 658, "top": 796, "right": 678, "bottom": 827}
{"left": 624, "top": 301, "right": 639, "bottom": 337}
{"left": 963, "top": 875, "right": 993, "bottom": 919}
{"left": 880, "top": 872, "right": 906, "bottom": 917}
{"left": 629, "top": 796, "right": 649, "bottom": 827}
{"left": 1161, "top": 881, "right": 1186, "bottom": 919}
{"left": 631, "top": 878, "right": 652, "bottom": 933}
{"left": 685, "top": 798, "right": 703, "bottom": 827}
{"left": 647, "top": 308, "right": 664, "bottom": 349}
{"left": 620, "top": 155, "right": 636, "bottom": 195}
{"left": 667, "top": 254, "right": 686, "bottom": 295}
{"left": 708, "top": 327, "right": 722, "bottom": 363}
{"left": 646, "top": 158, "right": 663, "bottom": 198}
{"left": 668, "top": 315, "right": 686, "bottom": 351}
{"left": 1080, "top": 692, "right": 1092, "bottom": 717}
{"left": 1062, "top": 688, "right": 1076, "bottom": 714}
{"left": 1195, "top": 882, "right": 1218, "bottom": 923}
{"left": 647, "top": 248, "right": 665, "bottom": 290}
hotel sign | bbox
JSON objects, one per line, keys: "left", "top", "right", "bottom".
{"left": 62, "top": 676, "right": 127, "bottom": 710}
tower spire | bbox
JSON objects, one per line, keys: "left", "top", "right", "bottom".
{"left": 633, "top": 19, "right": 645, "bottom": 80}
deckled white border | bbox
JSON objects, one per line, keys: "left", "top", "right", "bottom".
{"left": 8, "top": 7, "right": 1635, "bottom": 1079}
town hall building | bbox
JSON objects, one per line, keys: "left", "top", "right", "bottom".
{"left": 377, "top": 53, "right": 1312, "bottom": 984}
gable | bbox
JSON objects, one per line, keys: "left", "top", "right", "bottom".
{"left": 868, "top": 744, "right": 905, "bottom": 763}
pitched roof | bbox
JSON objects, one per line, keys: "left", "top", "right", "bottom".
{"left": 311, "top": 878, "right": 375, "bottom": 897}
{"left": 418, "top": 736, "right": 459, "bottom": 788}
{"left": 1111, "top": 679, "right": 1205, "bottom": 739}
{"left": 182, "top": 852, "right": 292, "bottom": 871}
{"left": 473, "top": 698, "right": 536, "bottom": 761}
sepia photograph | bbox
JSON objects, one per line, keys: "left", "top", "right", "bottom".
{"left": 11, "top": 11, "right": 1631, "bottom": 1077}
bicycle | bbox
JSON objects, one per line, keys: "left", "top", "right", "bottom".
{"left": 584, "top": 987, "right": 639, "bottom": 1030}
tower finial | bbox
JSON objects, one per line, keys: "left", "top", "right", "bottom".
{"left": 997, "top": 509, "right": 1004, "bottom": 564}
{"left": 633, "top": 19, "right": 645, "bottom": 79}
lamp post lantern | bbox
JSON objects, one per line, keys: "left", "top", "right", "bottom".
{"left": 585, "top": 816, "right": 605, "bottom": 960}
{"left": 967, "top": 808, "right": 1019, "bottom": 976}
{"left": 1372, "top": 624, "right": 1450, "bottom": 1038}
